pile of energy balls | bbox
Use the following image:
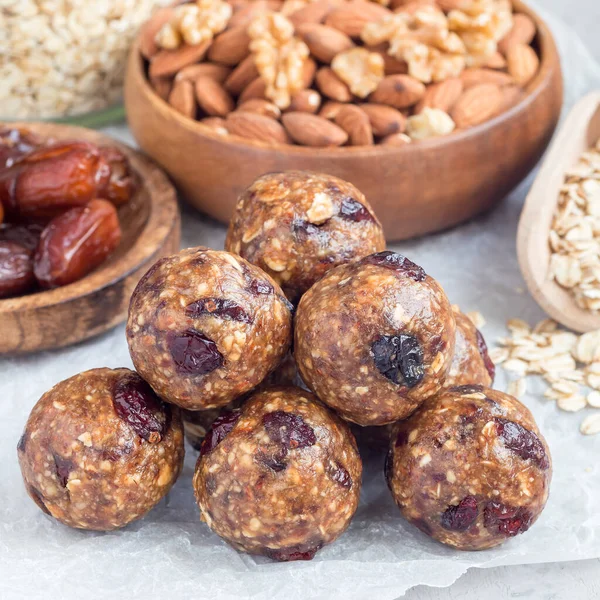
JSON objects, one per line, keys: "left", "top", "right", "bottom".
{"left": 17, "top": 171, "right": 551, "bottom": 561}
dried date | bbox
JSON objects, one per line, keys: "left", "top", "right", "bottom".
{"left": 0, "top": 128, "right": 42, "bottom": 168}
{"left": 0, "top": 241, "right": 35, "bottom": 298}
{"left": 33, "top": 199, "right": 122, "bottom": 288}
{"left": 0, "top": 222, "right": 44, "bottom": 252}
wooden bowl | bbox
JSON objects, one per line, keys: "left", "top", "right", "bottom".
{"left": 517, "top": 92, "right": 600, "bottom": 333}
{"left": 0, "top": 122, "right": 181, "bottom": 355}
{"left": 124, "top": 0, "right": 563, "bottom": 241}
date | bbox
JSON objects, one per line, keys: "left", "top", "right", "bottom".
{"left": 98, "top": 146, "right": 139, "bottom": 206}
{"left": 0, "top": 222, "right": 44, "bottom": 252}
{"left": 0, "top": 241, "right": 35, "bottom": 298}
{"left": 0, "top": 128, "right": 42, "bottom": 169}
{"left": 34, "top": 199, "right": 122, "bottom": 288}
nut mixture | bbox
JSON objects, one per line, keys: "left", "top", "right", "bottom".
{"left": 141, "top": 0, "right": 540, "bottom": 146}
{"left": 225, "top": 170, "right": 386, "bottom": 302}
{"left": 295, "top": 251, "right": 456, "bottom": 425}
{"left": 17, "top": 368, "right": 184, "bottom": 531}
{"left": 548, "top": 138, "right": 600, "bottom": 311}
{"left": 386, "top": 385, "right": 551, "bottom": 550}
{"left": 126, "top": 247, "right": 294, "bottom": 410}
{"left": 1, "top": 0, "right": 170, "bottom": 119}
{"left": 193, "top": 386, "right": 362, "bottom": 560}
{"left": 492, "top": 317, "right": 600, "bottom": 437}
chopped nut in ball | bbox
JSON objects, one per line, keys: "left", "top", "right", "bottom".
{"left": 295, "top": 251, "right": 456, "bottom": 425}
{"left": 126, "top": 247, "right": 293, "bottom": 410}
{"left": 386, "top": 385, "right": 551, "bottom": 550}
{"left": 17, "top": 368, "right": 184, "bottom": 531}
{"left": 193, "top": 386, "right": 362, "bottom": 561}
{"left": 226, "top": 171, "right": 386, "bottom": 303}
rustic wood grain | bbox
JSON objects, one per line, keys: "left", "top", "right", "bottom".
{"left": 124, "top": 0, "right": 562, "bottom": 241}
{"left": 517, "top": 91, "right": 600, "bottom": 333}
{"left": 0, "top": 122, "right": 181, "bottom": 355}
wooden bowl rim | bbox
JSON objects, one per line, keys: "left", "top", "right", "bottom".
{"left": 0, "top": 122, "right": 179, "bottom": 314}
{"left": 132, "top": 0, "right": 559, "bottom": 158}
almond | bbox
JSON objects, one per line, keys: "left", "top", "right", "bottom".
{"left": 380, "top": 132, "right": 411, "bottom": 146}
{"left": 484, "top": 51, "right": 507, "bottom": 70}
{"left": 237, "top": 99, "right": 282, "bottom": 119}
{"left": 414, "top": 78, "right": 463, "bottom": 114}
{"left": 176, "top": 63, "right": 231, "bottom": 83}
{"left": 139, "top": 7, "right": 174, "bottom": 59}
{"left": 302, "top": 57, "right": 318, "bottom": 87}
{"left": 369, "top": 75, "right": 425, "bottom": 109}
{"left": 150, "top": 76, "right": 173, "bottom": 101}
{"left": 334, "top": 105, "right": 373, "bottom": 146}
{"left": 459, "top": 68, "right": 513, "bottom": 89}
{"left": 229, "top": 0, "right": 271, "bottom": 28}
{"left": 359, "top": 103, "right": 406, "bottom": 137}
{"left": 451, "top": 83, "right": 503, "bottom": 128}
{"left": 319, "top": 101, "right": 345, "bottom": 120}
{"left": 208, "top": 27, "right": 251, "bottom": 66}
{"left": 168, "top": 79, "right": 196, "bottom": 118}
{"left": 506, "top": 44, "right": 539, "bottom": 87}
{"left": 226, "top": 112, "right": 291, "bottom": 144}
{"left": 238, "top": 77, "right": 267, "bottom": 103}
{"left": 288, "top": 89, "right": 322, "bottom": 113}
{"left": 149, "top": 41, "right": 211, "bottom": 78}
{"left": 195, "top": 77, "right": 235, "bottom": 117}
{"left": 498, "top": 13, "right": 537, "bottom": 55}
{"left": 434, "top": 0, "right": 464, "bottom": 9}
{"left": 296, "top": 23, "right": 354, "bottom": 63}
{"left": 282, "top": 112, "right": 348, "bottom": 146}
{"left": 201, "top": 117, "right": 229, "bottom": 135}
{"left": 224, "top": 55, "right": 259, "bottom": 95}
{"left": 289, "top": 0, "right": 341, "bottom": 27}
{"left": 325, "top": 1, "right": 391, "bottom": 38}
{"left": 315, "top": 67, "right": 352, "bottom": 102}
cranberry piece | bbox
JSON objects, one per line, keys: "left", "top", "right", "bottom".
{"left": 338, "top": 197, "right": 374, "bottom": 223}
{"left": 495, "top": 418, "right": 549, "bottom": 469}
{"left": 262, "top": 411, "right": 316, "bottom": 450}
{"left": 113, "top": 373, "right": 169, "bottom": 443}
{"left": 200, "top": 409, "right": 241, "bottom": 456}
{"left": 362, "top": 251, "right": 426, "bottom": 282}
{"left": 329, "top": 462, "right": 352, "bottom": 488}
{"left": 395, "top": 428, "right": 409, "bottom": 447}
{"left": 440, "top": 496, "right": 479, "bottom": 531}
{"left": 168, "top": 329, "right": 224, "bottom": 375}
{"left": 266, "top": 544, "right": 322, "bottom": 562}
{"left": 248, "top": 278, "right": 274, "bottom": 296}
{"left": 484, "top": 501, "right": 532, "bottom": 536}
{"left": 476, "top": 329, "right": 495, "bottom": 381}
{"left": 17, "top": 433, "right": 27, "bottom": 453}
{"left": 292, "top": 218, "right": 322, "bottom": 238}
{"left": 256, "top": 446, "right": 288, "bottom": 472}
{"left": 53, "top": 454, "right": 75, "bottom": 487}
{"left": 371, "top": 334, "right": 425, "bottom": 388}
{"left": 186, "top": 297, "right": 252, "bottom": 324}
{"left": 451, "top": 384, "right": 485, "bottom": 395}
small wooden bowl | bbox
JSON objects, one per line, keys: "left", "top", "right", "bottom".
{"left": 517, "top": 92, "right": 600, "bottom": 333}
{"left": 0, "top": 122, "right": 181, "bottom": 355}
{"left": 124, "top": 0, "right": 563, "bottom": 241}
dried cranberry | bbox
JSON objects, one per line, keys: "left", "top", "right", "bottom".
{"left": 262, "top": 411, "right": 316, "bottom": 450}
{"left": 53, "top": 454, "right": 75, "bottom": 487}
{"left": 371, "top": 334, "right": 424, "bottom": 388}
{"left": 451, "top": 384, "right": 485, "bottom": 395}
{"left": 395, "top": 428, "right": 409, "bottom": 447}
{"left": 256, "top": 446, "right": 288, "bottom": 472}
{"left": 17, "top": 433, "right": 27, "bottom": 453}
{"left": 338, "top": 197, "right": 374, "bottom": 223}
{"left": 362, "top": 251, "right": 426, "bottom": 282}
{"left": 113, "top": 373, "right": 169, "bottom": 443}
{"left": 248, "top": 278, "right": 274, "bottom": 296}
{"left": 292, "top": 218, "right": 322, "bottom": 238}
{"left": 168, "top": 329, "right": 224, "bottom": 375}
{"left": 200, "top": 409, "right": 241, "bottom": 456}
{"left": 440, "top": 496, "right": 479, "bottom": 531}
{"left": 484, "top": 501, "right": 532, "bottom": 536}
{"left": 495, "top": 418, "right": 549, "bottom": 469}
{"left": 186, "top": 297, "right": 252, "bottom": 323}
{"left": 476, "top": 329, "right": 495, "bottom": 381}
{"left": 266, "top": 544, "right": 322, "bottom": 562}
{"left": 329, "top": 462, "right": 352, "bottom": 488}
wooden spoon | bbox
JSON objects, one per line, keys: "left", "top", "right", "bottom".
{"left": 517, "top": 91, "right": 600, "bottom": 333}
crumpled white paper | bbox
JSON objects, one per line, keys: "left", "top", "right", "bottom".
{"left": 2, "top": 5, "right": 600, "bottom": 599}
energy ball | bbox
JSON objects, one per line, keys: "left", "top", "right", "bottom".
{"left": 295, "top": 251, "right": 456, "bottom": 426}
{"left": 225, "top": 171, "right": 386, "bottom": 303}
{"left": 445, "top": 310, "right": 495, "bottom": 388}
{"left": 127, "top": 247, "right": 293, "bottom": 410}
{"left": 193, "top": 386, "right": 362, "bottom": 561}
{"left": 17, "top": 368, "right": 184, "bottom": 531}
{"left": 386, "top": 385, "right": 552, "bottom": 551}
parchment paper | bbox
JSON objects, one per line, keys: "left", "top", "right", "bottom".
{"left": 2, "top": 5, "right": 600, "bottom": 599}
